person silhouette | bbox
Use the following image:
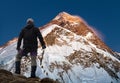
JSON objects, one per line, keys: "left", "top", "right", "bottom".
{"left": 15, "top": 18, "right": 46, "bottom": 78}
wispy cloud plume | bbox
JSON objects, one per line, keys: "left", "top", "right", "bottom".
{"left": 89, "top": 26, "right": 105, "bottom": 42}
{"left": 70, "top": 14, "right": 105, "bottom": 42}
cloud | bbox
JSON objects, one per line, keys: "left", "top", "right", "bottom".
{"left": 89, "top": 26, "right": 105, "bottom": 42}
{"left": 71, "top": 14, "right": 105, "bottom": 42}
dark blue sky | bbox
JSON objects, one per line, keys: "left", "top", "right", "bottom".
{"left": 0, "top": 0, "right": 120, "bottom": 52}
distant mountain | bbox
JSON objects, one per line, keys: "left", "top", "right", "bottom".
{"left": 0, "top": 12, "right": 120, "bottom": 83}
{"left": 118, "top": 53, "right": 120, "bottom": 56}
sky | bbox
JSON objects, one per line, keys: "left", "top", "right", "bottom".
{"left": 0, "top": 0, "right": 120, "bottom": 52}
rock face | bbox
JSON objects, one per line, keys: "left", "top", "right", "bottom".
{"left": 0, "top": 12, "right": 120, "bottom": 83}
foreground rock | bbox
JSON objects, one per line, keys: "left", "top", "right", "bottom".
{"left": 0, "top": 69, "right": 59, "bottom": 83}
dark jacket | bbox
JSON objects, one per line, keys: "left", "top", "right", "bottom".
{"left": 17, "top": 24, "right": 45, "bottom": 50}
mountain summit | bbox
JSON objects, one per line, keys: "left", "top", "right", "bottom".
{"left": 44, "top": 12, "right": 114, "bottom": 54}
{"left": 0, "top": 12, "right": 120, "bottom": 83}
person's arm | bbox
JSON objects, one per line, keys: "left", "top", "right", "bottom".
{"left": 36, "top": 28, "right": 46, "bottom": 49}
{"left": 17, "top": 29, "right": 24, "bottom": 50}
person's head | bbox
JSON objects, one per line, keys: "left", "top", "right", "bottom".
{"left": 26, "top": 18, "right": 34, "bottom": 24}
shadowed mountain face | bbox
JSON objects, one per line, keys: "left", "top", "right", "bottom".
{"left": 0, "top": 12, "right": 120, "bottom": 83}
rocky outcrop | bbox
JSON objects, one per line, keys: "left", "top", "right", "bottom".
{"left": 0, "top": 69, "right": 59, "bottom": 83}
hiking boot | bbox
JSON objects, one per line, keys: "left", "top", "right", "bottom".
{"left": 15, "top": 61, "right": 21, "bottom": 74}
{"left": 31, "top": 66, "right": 37, "bottom": 78}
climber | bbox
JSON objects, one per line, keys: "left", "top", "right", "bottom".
{"left": 15, "top": 18, "right": 46, "bottom": 78}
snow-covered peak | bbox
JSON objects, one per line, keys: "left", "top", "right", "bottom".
{"left": 53, "top": 12, "right": 82, "bottom": 24}
{"left": 43, "top": 12, "right": 114, "bottom": 55}
{"left": 0, "top": 12, "right": 120, "bottom": 83}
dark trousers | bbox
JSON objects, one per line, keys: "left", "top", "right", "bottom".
{"left": 15, "top": 48, "right": 37, "bottom": 77}
{"left": 16, "top": 48, "right": 37, "bottom": 66}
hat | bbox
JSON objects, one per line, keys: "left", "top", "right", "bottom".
{"left": 27, "top": 18, "right": 34, "bottom": 24}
